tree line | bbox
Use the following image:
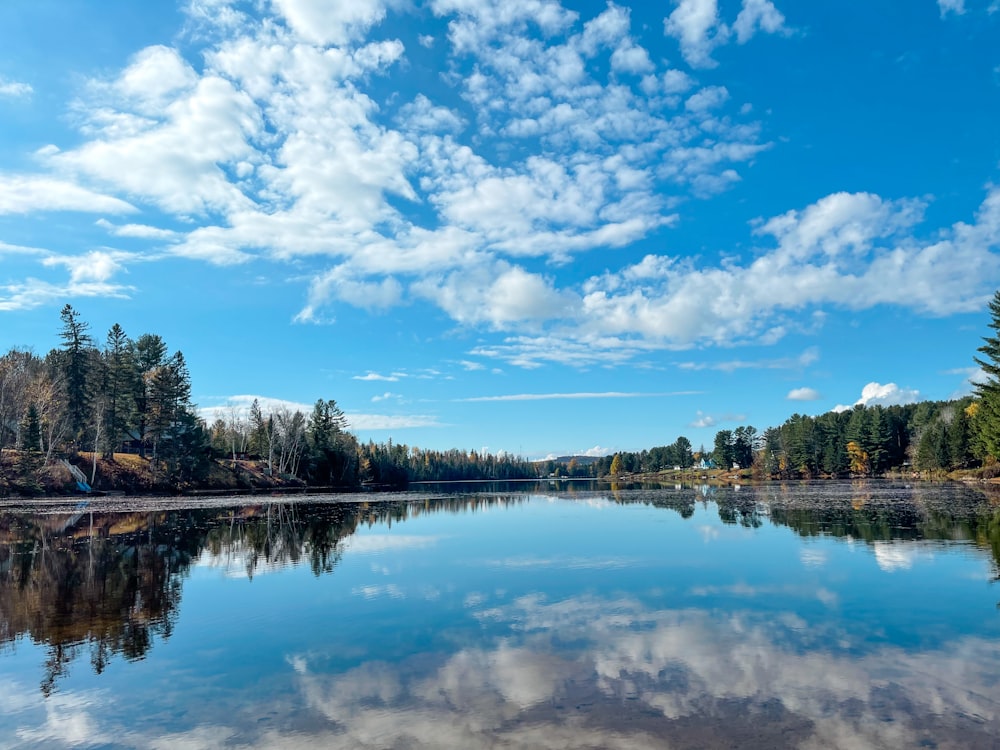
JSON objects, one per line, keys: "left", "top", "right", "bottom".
{"left": 555, "top": 290, "right": 1000, "bottom": 480}
{"left": 0, "top": 305, "right": 537, "bottom": 492}
{"left": 3, "top": 290, "right": 1000, "bottom": 490}
{"left": 707, "top": 290, "right": 1000, "bottom": 478}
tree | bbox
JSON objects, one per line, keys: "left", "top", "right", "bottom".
{"left": 19, "top": 403, "right": 42, "bottom": 452}
{"left": 609, "top": 453, "right": 623, "bottom": 476}
{"left": 306, "top": 399, "right": 353, "bottom": 485}
{"left": 57, "top": 304, "right": 94, "bottom": 444}
{"left": 846, "top": 440, "right": 871, "bottom": 476}
{"left": 972, "top": 289, "right": 1000, "bottom": 461}
{"left": 130, "top": 334, "right": 169, "bottom": 458}
{"left": 102, "top": 324, "right": 133, "bottom": 458}
{"left": 732, "top": 426, "right": 757, "bottom": 469}
{"left": 713, "top": 430, "right": 735, "bottom": 469}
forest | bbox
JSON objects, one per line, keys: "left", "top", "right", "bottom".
{"left": 0, "top": 304, "right": 537, "bottom": 494}
{"left": 1, "top": 290, "right": 999, "bottom": 495}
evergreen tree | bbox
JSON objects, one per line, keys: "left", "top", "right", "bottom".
{"left": 306, "top": 399, "right": 353, "bottom": 484}
{"left": 103, "top": 324, "right": 134, "bottom": 458}
{"left": 713, "top": 429, "right": 735, "bottom": 468}
{"left": 948, "top": 404, "right": 973, "bottom": 469}
{"left": 866, "top": 406, "right": 891, "bottom": 473}
{"left": 130, "top": 334, "right": 168, "bottom": 457}
{"left": 57, "top": 304, "right": 93, "bottom": 444}
{"left": 19, "top": 403, "right": 42, "bottom": 452}
{"left": 972, "top": 289, "right": 1000, "bottom": 460}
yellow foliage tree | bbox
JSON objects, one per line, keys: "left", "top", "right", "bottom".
{"left": 609, "top": 453, "right": 623, "bottom": 476}
{"left": 846, "top": 441, "right": 870, "bottom": 476}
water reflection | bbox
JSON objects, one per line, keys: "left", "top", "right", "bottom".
{"left": 1, "top": 482, "right": 999, "bottom": 748}
{"left": 280, "top": 595, "right": 1000, "bottom": 750}
{"left": 0, "top": 496, "right": 525, "bottom": 694}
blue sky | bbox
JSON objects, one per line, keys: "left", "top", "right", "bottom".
{"left": 1, "top": 0, "right": 998, "bottom": 459}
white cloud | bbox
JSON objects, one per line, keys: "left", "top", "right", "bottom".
{"left": 52, "top": 73, "right": 262, "bottom": 215}
{"left": 664, "top": 0, "right": 788, "bottom": 68}
{"left": 272, "top": 0, "right": 389, "bottom": 46}
{"left": 0, "top": 77, "right": 33, "bottom": 98}
{"left": 1, "top": 1, "right": 772, "bottom": 327}
{"left": 832, "top": 382, "right": 921, "bottom": 413}
{"left": 664, "top": 0, "right": 728, "bottom": 69}
{"left": 684, "top": 84, "right": 729, "bottom": 112}
{"left": 96, "top": 218, "right": 178, "bottom": 239}
{"left": 412, "top": 262, "right": 574, "bottom": 329}
{"left": 0, "top": 240, "right": 49, "bottom": 257}
{"left": 733, "top": 0, "right": 788, "bottom": 43}
{"left": 456, "top": 391, "right": 698, "bottom": 402}
{"left": 787, "top": 387, "right": 821, "bottom": 401}
{"left": 41, "top": 250, "right": 130, "bottom": 284}
{"left": 371, "top": 392, "right": 400, "bottom": 402}
{"left": 0, "top": 175, "right": 136, "bottom": 215}
{"left": 199, "top": 394, "right": 315, "bottom": 423}
{"left": 0, "top": 278, "right": 135, "bottom": 312}
{"left": 938, "top": 0, "right": 966, "bottom": 17}
{"left": 353, "top": 372, "right": 401, "bottom": 382}
{"left": 346, "top": 412, "right": 444, "bottom": 430}
{"left": 1, "top": 0, "right": 995, "bottom": 371}
{"left": 689, "top": 410, "right": 715, "bottom": 428}
{"left": 678, "top": 347, "right": 819, "bottom": 373}
{"left": 297, "top": 265, "right": 403, "bottom": 321}
{"left": 947, "top": 366, "right": 988, "bottom": 398}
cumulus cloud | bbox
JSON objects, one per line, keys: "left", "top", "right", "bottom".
{"left": 938, "top": 0, "right": 966, "bottom": 16}
{"left": 689, "top": 410, "right": 716, "bottom": 428}
{"left": 41, "top": 250, "right": 130, "bottom": 284}
{"left": 664, "top": 0, "right": 789, "bottom": 68}
{"left": 0, "top": 77, "right": 33, "bottom": 97}
{"left": 832, "top": 382, "right": 921, "bottom": 413}
{"left": 2, "top": 0, "right": 772, "bottom": 329}
{"left": 1, "top": 0, "right": 996, "bottom": 371}
{"left": 664, "top": 0, "right": 728, "bottom": 68}
{"left": 413, "top": 262, "right": 574, "bottom": 329}
{"left": 787, "top": 387, "right": 821, "bottom": 401}
{"left": 272, "top": 0, "right": 389, "bottom": 46}
{"left": 732, "top": 0, "right": 788, "bottom": 43}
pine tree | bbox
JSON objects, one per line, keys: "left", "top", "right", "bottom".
{"left": 130, "top": 334, "right": 168, "bottom": 457}
{"left": 19, "top": 403, "right": 42, "bottom": 452}
{"left": 972, "top": 290, "right": 1000, "bottom": 461}
{"left": 57, "top": 304, "right": 93, "bottom": 444}
{"left": 103, "top": 324, "right": 133, "bottom": 458}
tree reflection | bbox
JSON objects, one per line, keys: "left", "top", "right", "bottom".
{"left": 1, "top": 484, "right": 997, "bottom": 697}
{"left": 0, "top": 495, "right": 526, "bottom": 694}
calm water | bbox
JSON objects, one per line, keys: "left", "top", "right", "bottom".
{"left": 1, "top": 480, "right": 999, "bottom": 749}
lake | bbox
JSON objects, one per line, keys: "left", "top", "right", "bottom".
{"left": 1, "top": 480, "right": 998, "bottom": 749}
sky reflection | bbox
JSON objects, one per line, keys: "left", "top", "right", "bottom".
{"left": 1, "top": 482, "right": 999, "bottom": 748}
